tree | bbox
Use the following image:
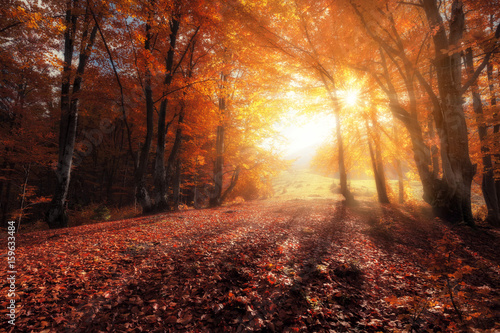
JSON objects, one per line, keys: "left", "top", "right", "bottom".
{"left": 465, "top": 47, "right": 499, "bottom": 225}
{"left": 1, "top": 1, "right": 55, "bottom": 226}
{"left": 152, "top": 13, "right": 181, "bottom": 211}
{"left": 350, "top": 0, "right": 499, "bottom": 224}
{"left": 209, "top": 71, "right": 228, "bottom": 207}
{"left": 364, "top": 106, "right": 390, "bottom": 204}
{"left": 46, "top": 0, "right": 100, "bottom": 228}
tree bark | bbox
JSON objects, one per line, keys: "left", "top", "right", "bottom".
{"left": 467, "top": 53, "right": 500, "bottom": 225}
{"left": 366, "top": 116, "right": 390, "bottom": 204}
{"left": 46, "top": 1, "right": 98, "bottom": 228}
{"left": 134, "top": 19, "right": 154, "bottom": 213}
{"left": 354, "top": 0, "right": 475, "bottom": 224}
{"left": 487, "top": 63, "right": 500, "bottom": 218}
{"left": 210, "top": 72, "right": 227, "bottom": 207}
{"left": 152, "top": 17, "right": 180, "bottom": 211}
{"left": 428, "top": 116, "right": 440, "bottom": 178}
{"left": 317, "top": 71, "right": 354, "bottom": 204}
{"left": 392, "top": 124, "right": 405, "bottom": 204}
{"left": 422, "top": 0, "right": 475, "bottom": 225}
{"left": 428, "top": 66, "right": 441, "bottom": 178}
{"left": 396, "top": 157, "right": 405, "bottom": 204}
{"left": 210, "top": 124, "right": 225, "bottom": 207}
{"left": 335, "top": 109, "right": 355, "bottom": 204}
{"left": 220, "top": 165, "right": 241, "bottom": 203}
{"left": 377, "top": 48, "right": 436, "bottom": 206}
{"left": 297, "top": 9, "right": 354, "bottom": 204}
{"left": 365, "top": 117, "right": 389, "bottom": 204}
{"left": 153, "top": 97, "right": 170, "bottom": 210}
{"left": 166, "top": 111, "right": 184, "bottom": 209}
{"left": 172, "top": 157, "right": 181, "bottom": 209}
{"left": 374, "top": 121, "right": 389, "bottom": 204}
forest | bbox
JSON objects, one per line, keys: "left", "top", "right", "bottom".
{"left": 1, "top": 0, "right": 500, "bottom": 331}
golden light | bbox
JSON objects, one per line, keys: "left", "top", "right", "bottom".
{"left": 278, "top": 112, "right": 335, "bottom": 155}
{"left": 343, "top": 89, "right": 359, "bottom": 107}
{"left": 270, "top": 83, "right": 361, "bottom": 158}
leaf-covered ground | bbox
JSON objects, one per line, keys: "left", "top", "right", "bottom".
{"left": 1, "top": 198, "right": 499, "bottom": 332}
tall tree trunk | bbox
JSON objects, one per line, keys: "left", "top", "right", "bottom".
{"left": 428, "top": 116, "right": 440, "bottom": 178}
{"left": 210, "top": 124, "right": 225, "bottom": 207}
{"left": 374, "top": 123, "right": 389, "bottom": 204}
{"left": 392, "top": 124, "right": 405, "bottom": 204}
{"left": 477, "top": 60, "right": 500, "bottom": 225}
{"left": 169, "top": 36, "right": 197, "bottom": 210}
{"left": 487, "top": 63, "right": 500, "bottom": 216}
{"left": 377, "top": 48, "right": 436, "bottom": 207}
{"left": 299, "top": 12, "right": 354, "bottom": 204}
{"left": 396, "top": 157, "right": 405, "bottom": 204}
{"left": 428, "top": 66, "right": 441, "bottom": 178}
{"left": 422, "top": 0, "right": 475, "bottom": 225}
{"left": 355, "top": 1, "right": 476, "bottom": 224}
{"left": 335, "top": 110, "right": 354, "bottom": 204}
{"left": 167, "top": 111, "right": 184, "bottom": 209}
{"left": 153, "top": 97, "right": 170, "bottom": 211}
{"left": 134, "top": 20, "right": 154, "bottom": 213}
{"left": 465, "top": 48, "right": 499, "bottom": 225}
{"left": 46, "top": 2, "right": 98, "bottom": 228}
{"left": 210, "top": 73, "right": 227, "bottom": 207}
{"left": 172, "top": 158, "right": 181, "bottom": 209}
{"left": 317, "top": 71, "right": 354, "bottom": 204}
{"left": 365, "top": 117, "right": 389, "bottom": 204}
{"left": 153, "top": 17, "right": 180, "bottom": 211}
{"left": 374, "top": 121, "right": 389, "bottom": 202}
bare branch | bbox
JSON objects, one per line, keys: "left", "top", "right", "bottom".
{"left": 90, "top": 8, "right": 137, "bottom": 168}
{"left": 461, "top": 23, "right": 500, "bottom": 94}
{"left": 0, "top": 21, "right": 22, "bottom": 33}
{"left": 153, "top": 78, "right": 213, "bottom": 104}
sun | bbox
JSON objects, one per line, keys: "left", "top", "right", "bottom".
{"left": 344, "top": 89, "right": 359, "bottom": 107}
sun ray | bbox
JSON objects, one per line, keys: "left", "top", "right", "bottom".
{"left": 344, "top": 89, "right": 359, "bottom": 107}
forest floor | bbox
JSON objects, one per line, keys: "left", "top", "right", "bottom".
{"left": 1, "top": 174, "right": 500, "bottom": 332}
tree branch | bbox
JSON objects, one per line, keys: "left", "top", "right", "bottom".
{"left": 0, "top": 21, "right": 22, "bottom": 33}
{"left": 153, "top": 78, "right": 214, "bottom": 104}
{"left": 90, "top": 7, "right": 136, "bottom": 169}
{"left": 461, "top": 23, "right": 500, "bottom": 94}
{"left": 220, "top": 165, "right": 241, "bottom": 203}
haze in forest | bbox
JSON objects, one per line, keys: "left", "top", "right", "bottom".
{"left": 1, "top": 0, "right": 499, "bottom": 229}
